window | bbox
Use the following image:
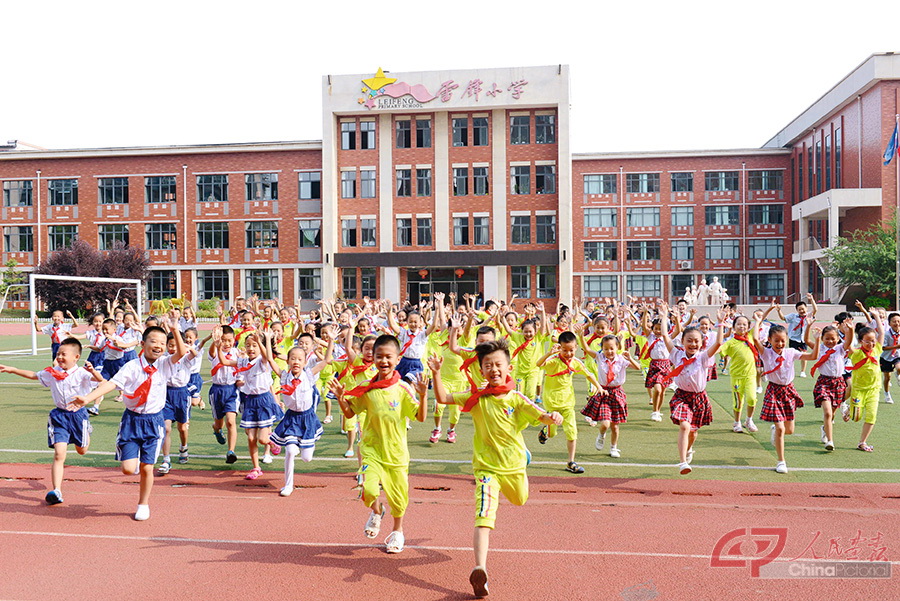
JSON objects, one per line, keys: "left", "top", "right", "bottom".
{"left": 473, "top": 217, "right": 489, "bottom": 246}
{"left": 48, "top": 179, "right": 78, "bottom": 205}
{"left": 671, "top": 206, "right": 694, "bottom": 226}
{"left": 584, "top": 241, "right": 617, "bottom": 261}
{"left": 361, "top": 268, "right": 376, "bottom": 298}
{"left": 342, "top": 268, "right": 357, "bottom": 299}
{"left": 671, "top": 240, "right": 693, "bottom": 261}
{"left": 535, "top": 165, "right": 556, "bottom": 194}
{"left": 360, "top": 219, "right": 376, "bottom": 247}
{"left": 749, "top": 239, "right": 783, "bottom": 260}
{"left": 299, "top": 220, "right": 321, "bottom": 248}
{"left": 671, "top": 172, "right": 693, "bottom": 192}
{"left": 707, "top": 274, "right": 740, "bottom": 299}
{"left": 416, "top": 169, "right": 432, "bottom": 197}
{"left": 807, "top": 146, "right": 813, "bottom": 198}
{"left": 453, "top": 216, "right": 469, "bottom": 245}
{"left": 825, "top": 134, "right": 832, "bottom": 190}
{"left": 98, "top": 224, "right": 129, "bottom": 250}
{"left": 510, "top": 115, "right": 529, "bottom": 145}
{"left": 704, "top": 171, "right": 739, "bottom": 192}
{"left": 48, "top": 225, "right": 77, "bottom": 251}
{"left": 749, "top": 204, "right": 783, "bottom": 225}
{"left": 146, "top": 223, "right": 177, "bottom": 250}
{"left": 297, "top": 268, "right": 322, "bottom": 300}
{"left": 535, "top": 114, "right": 555, "bottom": 144}
{"left": 815, "top": 139, "right": 823, "bottom": 194}
{"left": 246, "top": 269, "right": 278, "bottom": 299}
{"left": 341, "top": 219, "right": 357, "bottom": 247}
{"left": 626, "top": 207, "right": 660, "bottom": 227}
{"left": 584, "top": 207, "right": 617, "bottom": 228}
{"left": 626, "top": 173, "right": 660, "bottom": 193}
{"left": 341, "top": 122, "right": 356, "bottom": 150}
{"left": 511, "top": 266, "right": 530, "bottom": 297}
{"left": 511, "top": 216, "right": 530, "bottom": 244}
{"left": 245, "top": 173, "right": 277, "bottom": 201}
{"left": 467, "top": 166, "right": 488, "bottom": 196}
{"left": 341, "top": 171, "right": 356, "bottom": 199}
{"left": 626, "top": 275, "right": 660, "bottom": 298}
{"left": 797, "top": 151, "right": 804, "bottom": 201}
{"left": 198, "top": 222, "right": 229, "bottom": 249}
{"left": 536, "top": 266, "right": 556, "bottom": 298}
{"left": 359, "top": 121, "right": 375, "bottom": 150}
{"left": 397, "top": 218, "right": 412, "bottom": 246}
{"left": 748, "top": 170, "right": 783, "bottom": 191}
{"left": 835, "top": 128, "right": 842, "bottom": 188}
{"left": 145, "top": 176, "right": 176, "bottom": 203}
{"left": 416, "top": 119, "right": 431, "bottom": 148}
{"left": 198, "top": 175, "right": 228, "bottom": 202}
{"left": 360, "top": 170, "right": 376, "bottom": 199}
{"left": 672, "top": 275, "right": 694, "bottom": 299}
{"left": 584, "top": 275, "right": 618, "bottom": 298}
{"left": 510, "top": 166, "right": 529, "bottom": 194}
{"left": 298, "top": 172, "right": 321, "bottom": 200}
{"left": 583, "top": 174, "right": 616, "bottom": 195}
{"left": 536, "top": 215, "right": 556, "bottom": 244}
{"left": 147, "top": 270, "right": 177, "bottom": 301}
{"left": 3, "top": 180, "right": 32, "bottom": 206}
{"left": 198, "top": 270, "right": 229, "bottom": 300}
{"left": 705, "top": 205, "right": 739, "bottom": 226}
{"left": 396, "top": 119, "right": 411, "bottom": 148}
{"left": 3, "top": 226, "right": 33, "bottom": 252}
{"left": 453, "top": 167, "right": 468, "bottom": 196}
{"left": 395, "top": 169, "right": 411, "bottom": 197}
{"left": 297, "top": 219, "right": 322, "bottom": 248}
{"left": 98, "top": 177, "right": 128, "bottom": 204}
{"left": 452, "top": 118, "right": 468, "bottom": 147}
{"left": 472, "top": 117, "right": 489, "bottom": 146}
{"left": 416, "top": 218, "right": 432, "bottom": 246}
{"left": 626, "top": 240, "right": 660, "bottom": 261}
{"left": 750, "top": 274, "right": 784, "bottom": 297}
{"left": 705, "top": 239, "right": 740, "bottom": 260}
{"left": 246, "top": 221, "right": 278, "bottom": 248}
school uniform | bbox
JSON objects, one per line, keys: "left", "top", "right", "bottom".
{"left": 270, "top": 367, "right": 323, "bottom": 448}
{"left": 667, "top": 348, "right": 713, "bottom": 430}
{"left": 540, "top": 355, "right": 589, "bottom": 441}
{"left": 120, "top": 327, "right": 141, "bottom": 362}
{"left": 85, "top": 329, "right": 106, "bottom": 371}
{"left": 582, "top": 354, "right": 629, "bottom": 424}
{"left": 236, "top": 356, "right": 278, "bottom": 429}
{"left": 759, "top": 347, "right": 804, "bottom": 422}
{"left": 162, "top": 353, "right": 192, "bottom": 424}
{"left": 507, "top": 331, "right": 547, "bottom": 400}
{"left": 848, "top": 344, "right": 882, "bottom": 425}
{"left": 37, "top": 366, "right": 95, "bottom": 449}
{"left": 396, "top": 329, "right": 427, "bottom": 382}
{"left": 178, "top": 317, "right": 197, "bottom": 333}
{"left": 186, "top": 344, "right": 204, "bottom": 399}
{"left": 719, "top": 333, "right": 760, "bottom": 413}
{"left": 784, "top": 313, "right": 809, "bottom": 351}
{"left": 879, "top": 330, "right": 900, "bottom": 373}
{"left": 42, "top": 323, "right": 73, "bottom": 361}
{"left": 101, "top": 334, "right": 128, "bottom": 380}
{"left": 641, "top": 334, "right": 671, "bottom": 387}
{"left": 209, "top": 348, "right": 239, "bottom": 420}
{"left": 111, "top": 355, "right": 179, "bottom": 464}
{"left": 812, "top": 345, "right": 848, "bottom": 409}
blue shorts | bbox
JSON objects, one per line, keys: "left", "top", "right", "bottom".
{"left": 86, "top": 350, "right": 105, "bottom": 371}
{"left": 397, "top": 356, "right": 424, "bottom": 382}
{"left": 187, "top": 373, "right": 204, "bottom": 398}
{"left": 239, "top": 392, "right": 278, "bottom": 429}
{"left": 163, "top": 386, "right": 191, "bottom": 424}
{"left": 101, "top": 357, "right": 125, "bottom": 380}
{"left": 210, "top": 383, "right": 238, "bottom": 420}
{"left": 51, "top": 342, "right": 61, "bottom": 361}
{"left": 115, "top": 410, "right": 165, "bottom": 465}
{"left": 47, "top": 407, "right": 92, "bottom": 449}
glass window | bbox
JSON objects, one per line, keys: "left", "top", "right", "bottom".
{"left": 98, "top": 177, "right": 128, "bottom": 205}
{"left": 48, "top": 225, "right": 77, "bottom": 251}
{"left": 416, "top": 217, "right": 432, "bottom": 246}
{"left": 671, "top": 206, "right": 694, "bottom": 226}
{"left": 671, "top": 240, "right": 693, "bottom": 261}
{"left": 99, "top": 224, "right": 129, "bottom": 250}
{"left": 473, "top": 217, "right": 489, "bottom": 246}
{"left": 671, "top": 172, "right": 693, "bottom": 192}
{"left": 342, "top": 268, "right": 357, "bottom": 299}
{"left": 452, "top": 117, "right": 468, "bottom": 147}
{"left": 472, "top": 117, "right": 489, "bottom": 146}
{"left": 815, "top": 139, "right": 823, "bottom": 194}
{"left": 626, "top": 173, "right": 660, "bottom": 193}
{"left": 797, "top": 151, "right": 804, "bottom": 201}
{"left": 245, "top": 173, "right": 278, "bottom": 201}
{"left": 510, "top": 115, "right": 529, "bottom": 145}
{"left": 298, "top": 172, "right": 321, "bottom": 200}
{"left": 3, "top": 226, "right": 33, "bottom": 252}
{"left": 584, "top": 241, "right": 617, "bottom": 261}
{"left": 395, "top": 169, "right": 411, "bottom": 197}
{"left": 341, "top": 122, "right": 356, "bottom": 150}
{"left": 146, "top": 223, "right": 177, "bottom": 250}
{"left": 511, "top": 215, "right": 530, "bottom": 244}
{"left": 672, "top": 274, "right": 694, "bottom": 299}
{"left": 145, "top": 176, "right": 176, "bottom": 203}
{"left": 705, "top": 206, "right": 739, "bottom": 226}
{"left": 453, "top": 167, "right": 468, "bottom": 196}
{"left": 749, "top": 239, "right": 783, "bottom": 259}
{"left": 626, "top": 241, "right": 661, "bottom": 261}
{"left": 297, "top": 268, "right": 322, "bottom": 300}
{"left": 396, "top": 119, "right": 411, "bottom": 148}
{"left": 749, "top": 204, "right": 784, "bottom": 225}
{"left": 705, "top": 239, "right": 740, "bottom": 260}
{"left": 536, "top": 215, "right": 556, "bottom": 244}
{"left": 704, "top": 171, "right": 739, "bottom": 192}
{"left": 468, "top": 166, "right": 488, "bottom": 196}
{"left": 626, "top": 275, "right": 660, "bottom": 298}
{"left": 807, "top": 146, "right": 813, "bottom": 198}
{"left": 511, "top": 266, "right": 530, "bottom": 297}
{"left": 510, "top": 166, "right": 529, "bottom": 195}
{"left": 147, "top": 270, "right": 177, "bottom": 301}
{"left": 198, "top": 269, "right": 229, "bottom": 300}
{"left": 825, "top": 135, "right": 832, "bottom": 190}
{"left": 583, "top": 174, "right": 617, "bottom": 194}
{"left": 360, "top": 219, "right": 376, "bottom": 247}
{"left": 536, "top": 266, "right": 556, "bottom": 298}
{"left": 584, "top": 275, "right": 618, "bottom": 298}
{"left": 197, "top": 175, "right": 228, "bottom": 202}
{"left": 3, "top": 180, "right": 32, "bottom": 207}
{"left": 835, "top": 128, "right": 842, "bottom": 188}
{"left": 359, "top": 121, "right": 375, "bottom": 150}
{"left": 535, "top": 165, "right": 556, "bottom": 194}
{"left": 416, "top": 119, "right": 431, "bottom": 148}
{"left": 750, "top": 274, "right": 784, "bottom": 297}
{"left": 246, "top": 269, "right": 278, "bottom": 299}
{"left": 299, "top": 220, "right": 321, "bottom": 248}
{"left": 707, "top": 274, "right": 740, "bottom": 299}
{"left": 584, "top": 207, "right": 617, "bottom": 228}
{"left": 453, "top": 216, "right": 469, "bottom": 246}
{"left": 748, "top": 170, "right": 783, "bottom": 191}
{"left": 341, "top": 171, "right": 356, "bottom": 199}
{"left": 246, "top": 221, "right": 278, "bottom": 248}
{"left": 198, "top": 222, "right": 229, "bottom": 249}
{"left": 361, "top": 268, "right": 376, "bottom": 298}
{"left": 397, "top": 218, "right": 412, "bottom": 247}
{"left": 48, "top": 179, "right": 78, "bottom": 206}
{"left": 342, "top": 219, "right": 357, "bottom": 247}
{"left": 535, "top": 114, "right": 555, "bottom": 144}
{"left": 626, "top": 207, "right": 660, "bottom": 227}
{"left": 416, "top": 169, "right": 432, "bottom": 197}
{"left": 360, "top": 170, "right": 376, "bottom": 199}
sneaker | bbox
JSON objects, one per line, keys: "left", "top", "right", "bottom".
{"left": 668, "top": 382, "right": 678, "bottom": 391}
{"left": 45, "top": 490, "right": 63, "bottom": 505}
{"left": 609, "top": 446, "right": 621, "bottom": 458}
{"left": 885, "top": 393, "right": 895, "bottom": 404}
{"left": 857, "top": 442, "right": 874, "bottom": 452}
{"left": 214, "top": 429, "right": 226, "bottom": 445}
{"left": 134, "top": 504, "right": 150, "bottom": 521}
{"left": 799, "top": 371, "right": 807, "bottom": 378}
{"left": 225, "top": 451, "right": 237, "bottom": 464}
{"left": 687, "top": 447, "right": 694, "bottom": 464}
{"left": 756, "top": 386, "right": 763, "bottom": 394}
{"left": 158, "top": 461, "right": 171, "bottom": 475}
{"left": 820, "top": 425, "right": 828, "bottom": 444}
{"left": 279, "top": 486, "right": 293, "bottom": 497}
{"left": 343, "top": 449, "right": 355, "bottom": 458}
{"left": 178, "top": 447, "right": 189, "bottom": 464}
{"left": 87, "top": 406, "right": 99, "bottom": 416}
{"left": 384, "top": 530, "right": 405, "bottom": 554}
{"left": 364, "top": 507, "right": 385, "bottom": 538}
{"left": 595, "top": 430, "right": 605, "bottom": 451}
{"left": 678, "top": 462, "right": 692, "bottom": 475}
{"left": 732, "top": 421, "right": 743, "bottom": 433}
{"left": 650, "top": 411, "right": 663, "bottom": 422}
{"left": 565, "top": 461, "right": 584, "bottom": 474}
{"left": 825, "top": 440, "right": 835, "bottom": 451}
{"left": 470, "top": 566, "right": 489, "bottom": 599}
{"left": 538, "top": 426, "right": 548, "bottom": 444}
{"left": 245, "top": 467, "right": 263, "bottom": 480}
{"left": 261, "top": 454, "right": 273, "bottom": 464}
{"left": 775, "top": 461, "right": 788, "bottom": 474}
{"left": 429, "top": 428, "right": 441, "bottom": 443}
{"left": 840, "top": 401, "right": 850, "bottom": 422}
{"left": 534, "top": 396, "right": 543, "bottom": 405}
{"left": 446, "top": 429, "right": 456, "bottom": 443}
{"left": 744, "top": 418, "right": 758, "bottom": 433}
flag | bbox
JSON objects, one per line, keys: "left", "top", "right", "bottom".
{"left": 883, "top": 121, "right": 899, "bottom": 166}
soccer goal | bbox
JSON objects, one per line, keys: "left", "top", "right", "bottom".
{"left": 29, "top": 274, "right": 143, "bottom": 356}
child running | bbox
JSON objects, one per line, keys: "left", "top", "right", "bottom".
{"left": 158, "top": 329, "right": 198, "bottom": 474}
{"left": 208, "top": 325, "right": 240, "bottom": 464}
{"left": 809, "top": 322, "right": 853, "bottom": 451}
{"left": 718, "top": 315, "right": 760, "bottom": 433}
{"left": 34, "top": 309, "right": 78, "bottom": 361}
{"left": 845, "top": 301, "right": 885, "bottom": 452}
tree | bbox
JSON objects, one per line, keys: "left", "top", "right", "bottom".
{"left": 822, "top": 215, "right": 896, "bottom": 301}
{"left": 0, "top": 259, "right": 26, "bottom": 299}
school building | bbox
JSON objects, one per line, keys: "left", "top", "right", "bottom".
{"left": 1, "top": 54, "right": 898, "bottom": 309}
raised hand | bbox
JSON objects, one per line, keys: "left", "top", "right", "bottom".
{"left": 427, "top": 354, "right": 443, "bottom": 372}
{"left": 412, "top": 371, "right": 429, "bottom": 397}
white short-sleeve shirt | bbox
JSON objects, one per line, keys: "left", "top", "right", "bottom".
{"left": 111, "top": 355, "right": 179, "bottom": 414}
{"left": 37, "top": 366, "right": 95, "bottom": 410}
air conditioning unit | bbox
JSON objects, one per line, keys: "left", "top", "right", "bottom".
{"left": 679, "top": 260, "right": 693, "bottom": 270}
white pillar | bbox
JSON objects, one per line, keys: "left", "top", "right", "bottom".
{"left": 378, "top": 113, "right": 394, "bottom": 253}
{"left": 434, "top": 112, "right": 450, "bottom": 251}
{"left": 484, "top": 266, "right": 501, "bottom": 299}
{"left": 491, "top": 109, "right": 508, "bottom": 251}
{"left": 383, "top": 267, "right": 401, "bottom": 304}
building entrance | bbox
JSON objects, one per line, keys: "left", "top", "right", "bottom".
{"left": 406, "top": 268, "right": 479, "bottom": 305}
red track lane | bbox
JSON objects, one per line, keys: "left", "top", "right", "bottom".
{"left": 1, "top": 464, "right": 898, "bottom": 600}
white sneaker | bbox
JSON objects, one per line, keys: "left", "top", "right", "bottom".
{"left": 799, "top": 372, "right": 808, "bottom": 378}
{"left": 279, "top": 486, "right": 293, "bottom": 497}
{"left": 678, "top": 462, "right": 692, "bottom": 475}
{"left": 885, "top": 393, "right": 895, "bottom": 404}
{"left": 134, "top": 504, "right": 150, "bottom": 521}
{"left": 732, "top": 421, "right": 743, "bottom": 433}
{"left": 385, "top": 530, "right": 405, "bottom": 554}
{"left": 261, "top": 454, "right": 273, "bottom": 464}
{"left": 668, "top": 382, "right": 678, "bottom": 391}
{"left": 158, "top": 461, "right": 170, "bottom": 475}
{"left": 744, "top": 418, "right": 758, "bottom": 433}
{"left": 756, "top": 386, "right": 763, "bottom": 394}
{"left": 775, "top": 461, "right": 788, "bottom": 474}
{"left": 825, "top": 440, "right": 835, "bottom": 451}
{"left": 595, "top": 430, "right": 605, "bottom": 451}
{"left": 650, "top": 411, "right": 663, "bottom": 422}
{"left": 820, "top": 425, "right": 828, "bottom": 444}
{"left": 609, "top": 446, "right": 621, "bottom": 458}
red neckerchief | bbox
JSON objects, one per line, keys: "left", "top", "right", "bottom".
{"left": 233, "top": 359, "right": 255, "bottom": 375}
{"left": 50, "top": 324, "right": 61, "bottom": 344}
{"left": 238, "top": 326, "right": 255, "bottom": 338}
{"left": 126, "top": 360, "right": 158, "bottom": 407}
{"left": 547, "top": 355, "right": 577, "bottom": 378}
{"left": 761, "top": 355, "right": 784, "bottom": 377}
{"left": 399, "top": 330, "right": 418, "bottom": 356}
{"left": 278, "top": 374, "right": 303, "bottom": 396}
{"left": 511, "top": 338, "right": 531, "bottom": 359}
{"left": 603, "top": 357, "right": 617, "bottom": 385}
{"left": 640, "top": 337, "right": 659, "bottom": 360}
{"left": 586, "top": 332, "right": 602, "bottom": 345}
{"left": 664, "top": 354, "right": 697, "bottom": 384}
{"left": 847, "top": 349, "right": 877, "bottom": 371}
{"left": 210, "top": 351, "right": 233, "bottom": 376}
{"left": 810, "top": 348, "right": 836, "bottom": 376}
{"left": 104, "top": 339, "right": 125, "bottom": 352}
{"left": 346, "top": 370, "right": 401, "bottom": 398}
{"left": 43, "top": 366, "right": 69, "bottom": 381}
{"left": 462, "top": 375, "right": 516, "bottom": 413}
{"left": 733, "top": 334, "right": 759, "bottom": 362}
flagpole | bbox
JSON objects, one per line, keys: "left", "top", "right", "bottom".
{"left": 896, "top": 113, "right": 899, "bottom": 311}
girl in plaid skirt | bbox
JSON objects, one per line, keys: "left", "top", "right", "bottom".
{"left": 809, "top": 323, "right": 853, "bottom": 452}
{"left": 640, "top": 305, "right": 680, "bottom": 423}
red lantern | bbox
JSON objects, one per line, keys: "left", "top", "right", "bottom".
{"left": 418, "top": 269, "right": 428, "bottom": 278}
{"left": 455, "top": 269, "right": 465, "bottom": 278}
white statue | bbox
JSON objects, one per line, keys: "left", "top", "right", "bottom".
{"left": 721, "top": 288, "right": 730, "bottom": 304}
{"left": 709, "top": 276, "right": 723, "bottom": 305}
{"left": 691, "top": 284, "right": 699, "bottom": 305}
{"left": 697, "top": 279, "right": 709, "bottom": 305}
{"left": 683, "top": 286, "right": 695, "bottom": 305}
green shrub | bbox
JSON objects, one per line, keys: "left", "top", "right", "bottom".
{"left": 864, "top": 296, "right": 892, "bottom": 310}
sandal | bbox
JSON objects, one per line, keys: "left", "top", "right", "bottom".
{"left": 244, "top": 467, "right": 263, "bottom": 480}
{"left": 566, "top": 461, "right": 585, "bottom": 474}
{"left": 364, "top": 507, "right": 385, "bottom": 538}
{"left": 269, "top": 441, "right": 281, "bottom": 456}
{"left": 857, "top": 442, "right": 874, "bottom": 452}
{"left": 384, "top": 530, "right": 405, "bottom": 554}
